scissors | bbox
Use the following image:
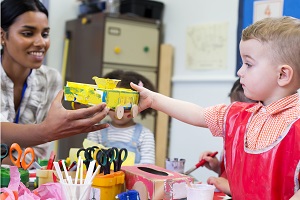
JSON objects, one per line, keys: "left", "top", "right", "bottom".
{"left": 94, "top": 148, "right": 116, "bottom": 175}
{"left": 77, "top": 146, "right": 99, "bottom": 170}
{"left": 1, "top": 143, "right": 9, "bottom": 162}
{"left": 9, "top": 143, "right": 35, "bottom": 170}
{"left": 111, "top": 147, "right": 128, "bottom": 172}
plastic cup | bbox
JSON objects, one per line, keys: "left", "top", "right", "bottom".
{"left": 165, "top": 159, "right": 185, "bottom": 173}
{"left": 60, "top": 180, "right": 92, "bottom": 200}
{"left": 186, "top": 183, "right": 215, "bottom": 200}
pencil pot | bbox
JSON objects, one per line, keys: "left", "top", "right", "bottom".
{"left": 62, "top": 171, "right": 77, "bottom": 180}
{"left": 36, "top": 169, "right": 56, "bottom": 186}
{"left": 91, "top": 171, "right": 125, "bottom": 200}
{"left": 60, "top": 180, "right": 92, "bottom": 200}
{"left": 165, "top": 158, "right": 185, "bottom": 173}
{"left": 114, "top": 171, "right": 126, "bottom": 195}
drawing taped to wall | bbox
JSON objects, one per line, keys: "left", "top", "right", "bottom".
{"left": 253, "top": 0, "right": 283, "bottom": 22}
{"left": 185, "top": 22, "right": 228, "bottom": 70}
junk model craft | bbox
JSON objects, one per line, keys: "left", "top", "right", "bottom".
{"left": 64, "top": 76, "right": 139, "bottom": 119}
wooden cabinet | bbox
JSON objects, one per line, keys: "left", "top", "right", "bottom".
{"left": 58, "top": 13, "right": 163, "bottom": 161}
{"left": 103, "top": 17, "right": 160, "bottom": 67}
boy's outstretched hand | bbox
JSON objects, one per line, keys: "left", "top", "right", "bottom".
{"left": 130, "top": 82, "right": 154, "bottom": 113}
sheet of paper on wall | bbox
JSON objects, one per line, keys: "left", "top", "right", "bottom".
{"left": 185, "top": 22, "right": 228, "bottom": 70}
{"left": 253, "top": 0, "right": 283, "bottom": 22}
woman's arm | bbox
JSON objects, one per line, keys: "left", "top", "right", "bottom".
{"left": 1, "top": 90, "right": 109, "bottom": 147}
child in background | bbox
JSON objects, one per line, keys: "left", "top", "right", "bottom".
{"left": 130, "top": 16, "right": 300, "bottom": 199}
{"left": 199, "top": 78, "right": 256, "bottom": 196}
{"left": 87, "top": 70, "right": 156, "bottom": 164}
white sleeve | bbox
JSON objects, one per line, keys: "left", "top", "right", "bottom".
{"left": 138, "top": 127, "right": 155, "bottom": 164}
{"left": 32, "top": 142, "right": 51, "bottom": 160}
{"left": 0, "top": 112, "right": 9, "bottom": 122}
{"left": 87, "top": 130, "right": 102, "bottom": 144}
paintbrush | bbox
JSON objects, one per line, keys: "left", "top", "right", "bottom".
{"left": 184, "top": 151, "right": 218, "bottom": 175}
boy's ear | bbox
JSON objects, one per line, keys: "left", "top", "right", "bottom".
{"left": 277, "top": 65, "right": 293, "bottom": 86}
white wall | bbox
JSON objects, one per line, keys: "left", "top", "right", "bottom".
{"left": 161, "top": 0, "right": 239, "bottom": 183}
{"left": 47, "top": 0, "right": 240, "bottom": 182}
{"left": 46, "top": 0, "right": 80, "bottom": 72}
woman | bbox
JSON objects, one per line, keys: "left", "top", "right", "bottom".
{"left": 1, "top": 0, "right": 109, "bottom": 161}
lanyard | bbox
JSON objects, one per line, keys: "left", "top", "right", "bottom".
{"left": 14, "top": 70, "right": 32, "bottom": 123}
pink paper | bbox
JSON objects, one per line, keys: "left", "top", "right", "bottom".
{"left": 0, "top": 166, "right": 63, "bottom": 200}
{"left": 7, "top": 166, "right": 21, "bottom": 191}
{"left": 33, "top": 183, "right": 64, "bottom": 200}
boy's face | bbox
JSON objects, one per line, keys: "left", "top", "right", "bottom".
{"left": 237, "top": 39, "right": 279, "bottom": 104}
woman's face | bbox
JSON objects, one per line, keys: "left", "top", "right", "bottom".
{"left": 2, "top": 11, "right": 50, "bottom": 69}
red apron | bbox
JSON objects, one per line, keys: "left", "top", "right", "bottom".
{"left": 224, "top": 102, "right": 300, "bottom": 200}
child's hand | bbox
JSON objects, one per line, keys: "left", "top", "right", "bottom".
{"left": 199, "top": 151, "right": 220, "bottom": 173}
{"left": 207, "top": 177, "right": 231, "bottom": 196}
{"left": 289, "top": 189, "right": 300, "bottom": 200}
{"left": 130, "top": 82, "right": 155, "bottom": 112}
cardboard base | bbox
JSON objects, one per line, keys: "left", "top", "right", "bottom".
{"left": 122, "top": 164, "right": 193, "bottom": 200}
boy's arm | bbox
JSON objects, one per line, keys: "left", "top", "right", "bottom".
{"left": 130, "top": 82, "right": 208, "bottom": 127}
{"left": 289, "top": 190, "right": 300, "bottom": 200}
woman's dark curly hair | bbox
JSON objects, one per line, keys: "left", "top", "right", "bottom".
{"left": 103, "top": 69, "right": 157, "bottom": 119}
{"left": 1, "top": 0, "right": 48, "bottom": 54}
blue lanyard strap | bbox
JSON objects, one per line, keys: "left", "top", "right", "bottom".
{"left": 14, "top": 70, "right": 32, "bottom": 123}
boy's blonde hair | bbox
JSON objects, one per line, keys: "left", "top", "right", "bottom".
{"left": 242, "top": 16, "right": 300, "bottom": 78}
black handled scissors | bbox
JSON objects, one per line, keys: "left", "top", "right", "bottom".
{"left": 77, "top": 146, "right": 99, "bottom": 170}
{"left": 112, "top": 147, "right": 128, "bottom": 172}
{"left": 1, "top": 143, "right": 9, "bottom": 162}
{"left": 95, "top": 148, "right": 115, "bottom": 175}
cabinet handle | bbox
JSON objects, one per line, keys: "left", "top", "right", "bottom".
{"left": 114, "top": 47, "right": 121, "bottom": 54}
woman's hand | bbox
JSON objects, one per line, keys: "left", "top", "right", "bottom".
{"left": 1, "top": 90, "right": 109, "bottom": 147}
{"left": 41, "top": 90, "right": 110, "bottom": 142}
